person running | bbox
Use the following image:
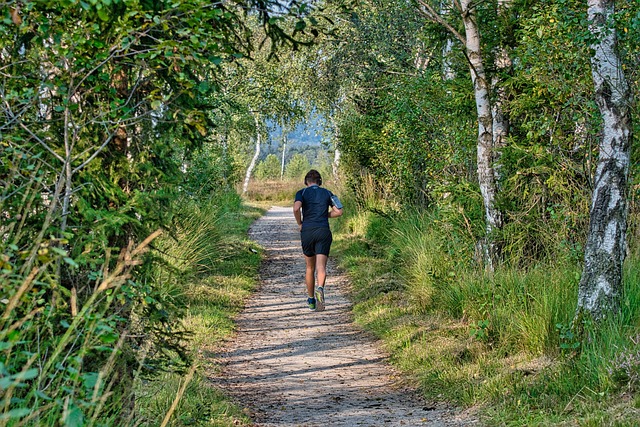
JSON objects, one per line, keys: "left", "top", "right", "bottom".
{"left": 293, "top": 170, "right": 343, "bottom": 311}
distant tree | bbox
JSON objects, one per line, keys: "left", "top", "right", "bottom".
{"left": 285, "top": 153, "right": 312, "bottom": 181}
{"left": 256, "top": 154, "right": 282, "bottom": 180}
{"left": 312, "top": 149, "right": 334, "bottom": 182}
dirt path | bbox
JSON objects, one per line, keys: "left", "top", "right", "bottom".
{"left": 215, "top": 206, "right": 475, "bottom": 426}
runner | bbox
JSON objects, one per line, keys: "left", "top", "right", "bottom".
{"left": 293, "top": 169, "right": 343, "bottom": 311}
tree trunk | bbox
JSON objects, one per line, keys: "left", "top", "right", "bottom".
{"left": 331, "top": 116, "right": 341, "bottom": 181}
{"left": 441, "top": 0, "right": 455, "bottom": 80}
{"left": 333, "top": 147, "right": 341, "bottom": 180}
{"left": 242, "top": 113, "right": 261, "bottom": 195}
{"left": 281, "top": 133, "right": 287, "bottom": 180}
{"left": 576, "top": 0, "right": 632, "bottom": 321}
{"left": 460, "top": 0, "right": 503, "bottom": 269}
{"left": 491, "top": 0, "right": 512, "bottom": 185}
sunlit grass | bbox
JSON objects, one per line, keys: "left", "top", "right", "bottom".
{"left": 243, "top": 178, "right": 300, "bottom": 204}
{"left": 332, "top": 196, "right": 640, "bottom": 425}
{"left": 136, "top": 194, "right": 263, "bottom": 427}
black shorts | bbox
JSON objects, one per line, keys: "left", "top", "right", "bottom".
{"left": 300, "top": 227, "right": 333, "bottom": 256}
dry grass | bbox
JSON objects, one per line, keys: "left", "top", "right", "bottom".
{"left": 242, "top": 179, "right": 300, "bottom": 204}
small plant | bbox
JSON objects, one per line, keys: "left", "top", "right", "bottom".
{"left": 608, "top": 335, "right": 640, "bottom": 391}
{"left": 556, "top": 323, "right": 581, "bottom": 353}
{"left": 470, "top": 319, "right": 491, "bottom": 341}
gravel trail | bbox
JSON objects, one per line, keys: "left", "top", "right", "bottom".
{"left": 215, "top": 206, "right": 475, "bottom": 427}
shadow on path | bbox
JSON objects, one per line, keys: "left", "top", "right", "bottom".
{"left": 213, "top": 206, "right": 476, "bottom": 427}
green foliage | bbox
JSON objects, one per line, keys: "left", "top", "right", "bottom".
{"left": 315, "top": 0, "right": 640, "bottom": 267}
{"left": 0, "top": 0, "right": 333, "bottom": 424}
{"left": 284, "top": 153, "right": 311, "bottom": 180}
{"left": 135, "top": 195, "right": 263, "bottom": 427}
{"left": 337, "top": 72, "right": 476, "bottom": 208}
{"left": 332, "top": 194, "right": 640, "bottom": 424}
{"left": 255, "top": 154, "right": 282, "bottom": 180}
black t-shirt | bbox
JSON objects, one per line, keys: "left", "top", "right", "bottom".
{"left": 295, "top": 185, "right": 336, "bottom": 230}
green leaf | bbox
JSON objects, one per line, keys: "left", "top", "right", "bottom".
{"left": 0, "top": 368, "right": 39, "bottom": 390}
{"left": 0, "top": 408, "right": 31, "bottom": 420}
{"left": 198, "top": 81, "right": 210, "bottom": 93}
{"left": 97, "top": 7, "right": 110, "bottom": 22}
{"left": 82, "top": 372, "right": 99, "bottom": 391}
{"left": 99, "top": 332, "right": 118, "bottom": 344}
{"left": 64, "top": 401, "right": 84, "bottom": 427}
{"left": 51, "top": 247, "right": 68, "bottom": 256}
{"left": 63, "top": 257, "right": 79, "bottom": 268}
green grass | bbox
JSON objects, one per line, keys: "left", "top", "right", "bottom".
{"left": 332, "top": 197, "right": 640, "bottom": 426}
{"left": 135, "top": 192, "right": 264, "bottom": 427}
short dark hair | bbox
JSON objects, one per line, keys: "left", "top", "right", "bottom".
{"left": 304, "top": 169, "right": 322, "bottom": 186}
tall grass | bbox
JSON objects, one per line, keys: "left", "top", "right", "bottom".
{"left": 0, "top": 230, "right": 163, "bottom": 427}
{"left": 332, "top": 193, "right": 640, "bottom": 425}
{"left": 135, "top": 192, "right": 263, "bottom": 427}
{"left": 0, "top": 190, "right": 263, "bottom": 426}
{"left": 242, "top": 179, "right": 300, "bottom": 204}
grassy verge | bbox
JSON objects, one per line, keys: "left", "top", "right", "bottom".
{"left": 136, "top": 192, "right": 264, "bottom": 427}
{"left": 332, "top": 197, "right": 640, "bottom": 426}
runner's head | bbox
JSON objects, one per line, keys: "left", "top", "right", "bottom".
{"left": 304, "top": 170, "right": 322, "bottom": 186}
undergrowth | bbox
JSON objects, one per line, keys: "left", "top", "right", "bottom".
{"left": 135, "top": 192, "right": 263, "bottom": 427}
{"left": 332, "top": 193, "right": 640, "bottom": 426}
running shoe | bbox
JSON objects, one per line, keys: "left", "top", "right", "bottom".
{"left": 307, "top": 297, "right": 316, "bottom": 310}
{"left": 315, "top": 286, "right": 325, "bottom": 312}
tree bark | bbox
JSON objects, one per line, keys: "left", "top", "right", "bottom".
{"left": 242, "top": 113, "right": 261, "bottom": 195}
{"left": 460, "top": 0, "right": 503, "bottom": 269}
{"left": 491, "top": 0, "right": 512, "bottom": 186}
{"left": 281, "top": 133, "right": 287, "bottom": 180}
{"left": 331, "top": 116, "right": 341, "bottom": 181}
{"left": 576, "top": 0, "right": 632, "bottom": 321}
{"left": 441, "top": 0, "right": 455, "bottom": 80}
{"left": 333, "top": 146, "right": 341, "bottom": 180}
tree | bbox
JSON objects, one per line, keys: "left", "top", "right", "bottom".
{"left": 285, "top": 153, "right": 312, "bottom": 180}
{"left": 256, "top": 154, "right": 282, "bottom": 180}
{"left": 0, "top": 0, "right": 332, "bottom": 422}
{"left": 416, "top": 0, "right": 504, "bottom": 268}
{"left": 576, "top": 0, "right": 633, "bottom": 321}
{"left": 243, "top": 113, "right": 263, "bottom": 194}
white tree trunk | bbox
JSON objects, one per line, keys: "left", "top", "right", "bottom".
{"left": 242, "top": 113, "right": 261, "bottom": 195}
{"left": 491, "top": 0, "right": 512, "bottom": 185}
{"left": 333, "top": 146, "right": 341, "bottom": 180}
{"left": 441, "top": 0, "right": 455, "bottom": 80}
{"left": 461, "top": 0, "right": 503, "bottom": 268}
{"left": 576, "top": 0, "right": 632, "bottom": 320}
{"left": 281, "top": 133, "right": 287, "bottom": 180}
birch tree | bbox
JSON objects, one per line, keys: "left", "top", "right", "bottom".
{"left": 417, "top": 0, "right": 503, "bottom": 268}
{"left": 243, "top": 113, "right": 262, "bottom": 194}
{"left": 576, "top": 0, "right": 633, "bottom": 320}
{"left": 281, "top": 132, "right": 288, "bottom": 179}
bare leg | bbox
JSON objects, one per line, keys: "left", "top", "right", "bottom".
{"left": 305, "top": 255, "right": 316, "bottom": 297}
{"left": 315, "top": 254, "right": 328, "bottom": 288}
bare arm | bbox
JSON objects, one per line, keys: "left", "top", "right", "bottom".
{"left": 329, "top": 207, "right": 343, "bottom": 218}
{"left": 293, "top": 201, "right": 303, "bottom": 230}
